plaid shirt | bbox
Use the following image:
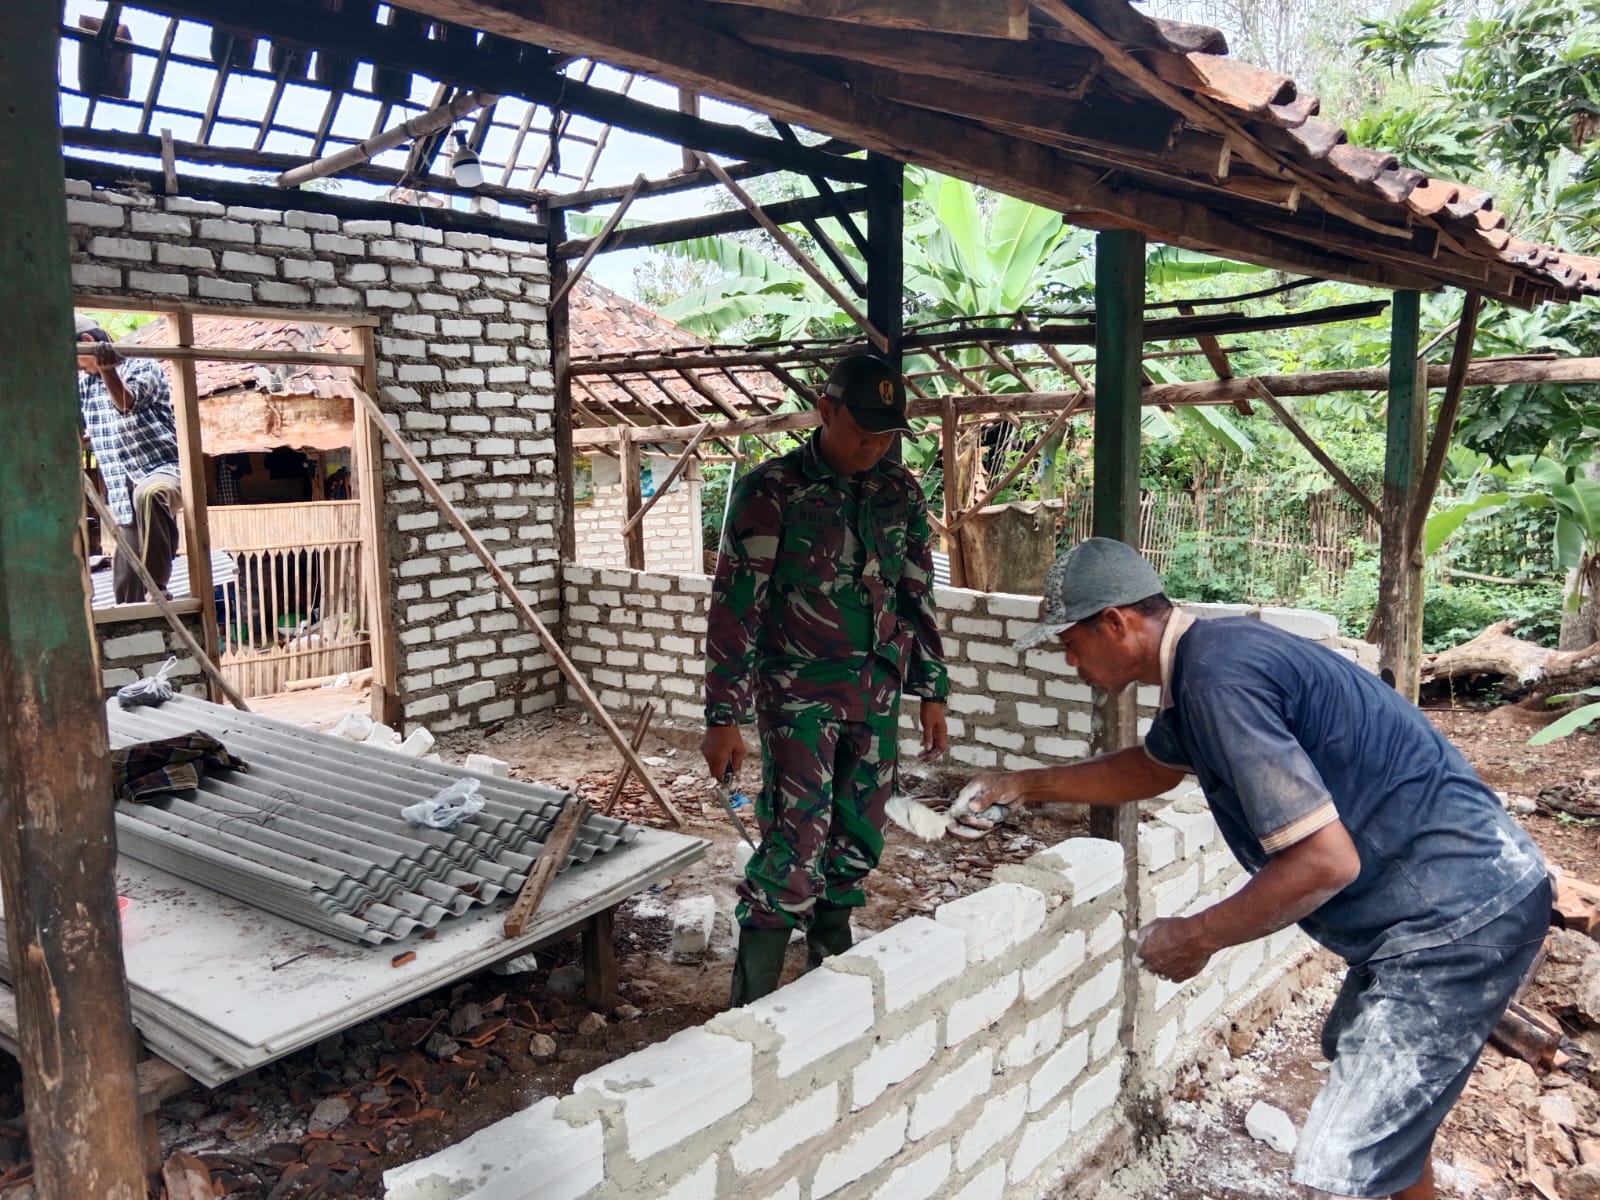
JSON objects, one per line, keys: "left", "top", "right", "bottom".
{"left": 79, "top": 358, "right": 180, "bottom": 524}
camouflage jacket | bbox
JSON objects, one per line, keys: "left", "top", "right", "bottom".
{"left": 704, "top": 432, "right": 949, "bottom": 725}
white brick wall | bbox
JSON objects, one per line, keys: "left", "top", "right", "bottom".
{"left": 389, "top": 823, "right": 1313, "bottom": 1200}
{"left": 573, "top": 461, "right": 704, "bottom": 574}
{"left": 71, "top": 182, "right": 560, "bottom": 729}
{"left": 95, "top": 613, "right": 206, "bottom": 699}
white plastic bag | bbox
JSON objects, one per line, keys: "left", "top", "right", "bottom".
{"left": 402, "top": 777, "right": 485, "bottom": 829}
{"left": 117, "top": 657, "right": 179, "bottom": 709}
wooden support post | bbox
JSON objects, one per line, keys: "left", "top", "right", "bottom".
{"left": 1377, "top": 290, "right": 1424, "bottom": 697}
{"left": 166, "top": 312, "right": 220, "bottom": 699}
{"left": 1090, "top": 228, "right": 1145, "bottom": 1064}
{"left": 548, "top": 207, "right": 577, "bottom": 569}
{"left": 354, "top": 328, "right": 401, "bottom": 727}
{"left": 619, "top": 425, "right": 710, "bottom": 540}
{"left": 940, "top": 396, "right": 966, "bottom": 587}
{"left": 621, "top": 435, "right": 646, "bottom": 571}
{"left": 581, "top": 905, "right": 620, "bottom": 1008}
{"left": 363, "top": 386, "right": 683, "bottom": 824}
{"left": 0, "top": 4, "right": 146, "bottom": 1193}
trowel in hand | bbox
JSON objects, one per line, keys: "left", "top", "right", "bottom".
{"left": 941, "top": 779, "right": 1013, "bottom": 841}
{"left": 716, "top": 769, "right": 758, "bottom": 849}
{"left": 885, "top": 788, "right": 1014, "bottom": 842}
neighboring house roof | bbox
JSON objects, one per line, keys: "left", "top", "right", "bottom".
{"left": 566, "top": 279, "right": 783, "bottom": 428}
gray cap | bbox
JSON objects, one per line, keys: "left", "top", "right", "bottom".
{"left": 75, "top": 314, "right": 101, "bottom": 336}
{"left": 1012, "top": 537, "right": 1165, "bottom": 651}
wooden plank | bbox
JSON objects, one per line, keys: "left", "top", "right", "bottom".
{"left": 601, "top": 702, "right": 656, "bottom": 816}
{"left": 362, "top": 385, "right": 683, "bottom": 824}
{"left": 166, "top": 313, "right": 220, "bottom": 703}
{"left": 557, "top": 187, "right": 871, "bottom": 258}
{"left": 697, "top": 0, "right": 1027, "bottom": 39}
{"left": 548, "top": 208, "right": 578, "bottom": 567}
{"left": 549, "top": 174, "right": 645, "bottom": 307}
{"left": 1247, "top": 380, "right": 1381, "bottom": 524}
{"left": 939, "top": 396, "right": 966, "bottom": 587}
{"left": 354, "top": 328, "right": 400, "bottom": 727}
{"left": 503, "top": 798, "right": 590, "bottom": 938}
{"left": 0, "top": 4, "right": 147, "bottom": 1192}
{"left": 72, "top": 291, "right": 380, "bottom": 327}
{"left": 77, "top": 343, "right": 366, "bottom": 368}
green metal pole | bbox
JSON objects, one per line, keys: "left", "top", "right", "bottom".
{"left": 1379, "top": 290, "right": 1424, "bottom": 697}
{"left": 0, "top": 6, "right": 146, "bottom": 1195}
{"left": 867, "top": 152, "right": 904, "bottom": 464}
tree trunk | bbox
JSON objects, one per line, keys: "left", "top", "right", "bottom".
{"left": 1420, "top": 620, "right": 1600, "bottom": 698}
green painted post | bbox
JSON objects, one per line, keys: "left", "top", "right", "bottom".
{"left": 1089, "top": 228, "right": 1145, "bottom": 1067}
{"left": 1379, "top": 290, "right": 1424, "bottom": 697}
{"left": 0, "top": 6, "right": 147, "bottom": 1194}
{"left": 867, "top": 152, "right": 904, "bottom": 464}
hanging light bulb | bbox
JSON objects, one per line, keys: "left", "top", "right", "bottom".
{"left": 448, "top": 130, "right": 483, "bottom": 190}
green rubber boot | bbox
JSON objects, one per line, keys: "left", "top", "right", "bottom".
{"left": 730, "top": 927, "right": 791, "bottom": 1007}
{"left": 806, "top": 905, "right": 853, "bottom": 970}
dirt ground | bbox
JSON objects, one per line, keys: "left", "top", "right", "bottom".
{"left": 0, "top": 691, "right": 1595, "bottom": 1198}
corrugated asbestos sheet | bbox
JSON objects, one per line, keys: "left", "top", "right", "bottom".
{"left": 106, "top": 695, "right": 637, "bottom": 944}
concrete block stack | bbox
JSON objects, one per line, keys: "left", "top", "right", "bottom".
{"left": 385, "top": 838, "right": 1131, "bottom": 1200}
{"left": 68, "top": 181, "right": 561, "bottom": 729}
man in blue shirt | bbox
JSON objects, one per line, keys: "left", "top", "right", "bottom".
{"left": 964, "top": 538, "right": 1549, "bottom": 1200}
{"left": 77, "top": 315, "right": 182, "bottom": 603}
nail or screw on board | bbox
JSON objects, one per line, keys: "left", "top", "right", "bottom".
{"left": 391, "top": 951, "right": 417, "bottom": 968}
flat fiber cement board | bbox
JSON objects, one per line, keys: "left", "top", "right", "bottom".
{"left": 1, "top": 829, "right": 704, "bottom": 1088}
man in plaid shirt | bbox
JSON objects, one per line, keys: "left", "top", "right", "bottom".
{"left": 77, "top": 315, "right": 182, "bottom": 603}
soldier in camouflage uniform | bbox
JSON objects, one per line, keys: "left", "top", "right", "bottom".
{"left": 702, "top": 353, "right": 950, "bottom": 1006}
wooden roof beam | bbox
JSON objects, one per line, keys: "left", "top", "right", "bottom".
{"left": 697, "top": 0, "right": 1029, "bottom": 39}
{"left": 556, "top": 186, "right": 869, "bottom": 258}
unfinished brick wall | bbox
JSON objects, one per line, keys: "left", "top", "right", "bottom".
{"left": 387, "top": 838, "right": 1133, "bottom": 1200}
{"left": 95, "top": 612, "right": 207, "bottom": 699}
{"left": 572, "top": 464, "right": 703, "bottom": 574}
{"left": 67, "top": 180, "right": 561, "bottom": 731}
{"left": 558, "top": 565, "right": 1371, "bottom": 765}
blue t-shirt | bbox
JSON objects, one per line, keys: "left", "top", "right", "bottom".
{"left": 1144, "top": 617, "right": 1546, "bottom": 964}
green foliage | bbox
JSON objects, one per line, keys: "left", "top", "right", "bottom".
{"left": 81, "top": 310, "right": 160, "bottom": 340}
{"left": 1529, "top": 688, "right": 1600, "bottom": 745}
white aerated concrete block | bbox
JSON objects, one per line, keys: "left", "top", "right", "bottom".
{"left": 812, "top": 1106, "right": 908, "bottom": 1198}
{"left": 908, "top": 1047, "right": 994, "bottom": 1141}
{"left": 1022, "top": 929, "right": 1086, "bottom": 1001}
{"left": 935, "top": 883, "right": 1047, "bottom": 964}
{"left": 1088, "top": 912, "right": 1122, "bottom": 958}
{"left": 1039, "top": 838, "right": 1124, "bottom": 905}
{"left": 953, "top": 1162, "right": 1007, "bottom": 1200}
{"left": 331, "top": 713, "right": 374, "bottom": 742}
{"left": 1010, "top": 1095, "right": 1074, "bottom": 1185}
{"left": 398, "top": 727, "right": 435, "bottom": 757}
{"left": 1065, "top": 960, "right": 1120, "bottom": 1028}
{"left": 1138, "top": 822, "right": 1178, "bottom": 872}
{"left": 956, "top": 1082, "right": 1027, "bottom": 1171}
{"left": 945, "top": 971, "right": 1019, "bottom": 1046}
{"left": 669, "top": 896, "right": 717, "bottom": 964}
{"left": 465, "top": 752, "right": 511, "bottom": 777}
{"left": 657, "top": 1157, "right": 718, "bottom": 1200}
{"left": 1070, "top": 1055, "right": 1124, "bottom": 1132}
{"left": 570, "top": 1027, "right": 753, "bottom": 1160}
{"left": 1259, "top": 605, "right": 1338, "bottom": 641}
{"left": 382, "top": 1096, "right": 601, "bottom": 1200}
{"left": 830, "top": 916, "right": 965, "bottom": 1012}
{"left": 731, "top": 1083, "right": 839, "bottom": 1174}
{"left": 1029, "top": 1030, "right": 1089, "bottom": 1113}
{"left": 1002, "top": 1006, "right": 1065, "bottom": 1072}
{"left": 853, "top": 1020, "right": 938, "bottom": 1111}
{"left": 875, "top": 1143, "right": 952, "bottom": 1200}
{"left": 1157, "top": 806, "right": 1217, "bottom": 855}
{"left": 1152, "top": 863, "right": 1202, "bottom": 919}
{"left": 716, "top": 967, "right": 875, "bottom": 1079}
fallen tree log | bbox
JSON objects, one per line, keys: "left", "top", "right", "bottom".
{"left": 1419, "top": 620, "right": 1600, "bottom": 699}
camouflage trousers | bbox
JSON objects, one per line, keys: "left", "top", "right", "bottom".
{"left": 735, "top": 708, "right": 900, "bottom": 932}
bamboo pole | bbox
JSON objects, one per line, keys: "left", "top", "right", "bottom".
{"left": 363, "top": 386, "right": 683, "bottom": 825}
{"left": 83, "top": 479, "right": 251, "bottom": 711}
{"left": 277, "top": 90, "right": 497, "bottom": 188}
